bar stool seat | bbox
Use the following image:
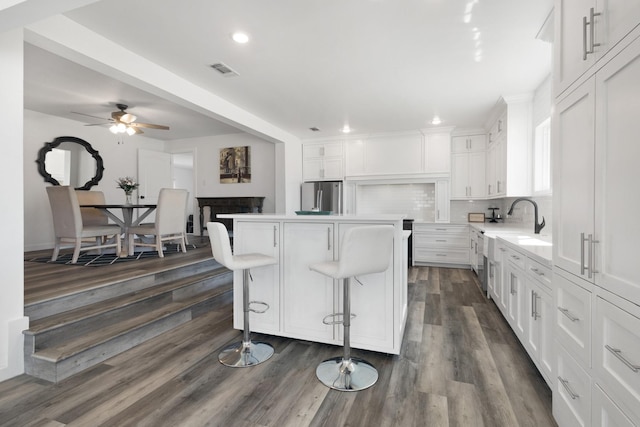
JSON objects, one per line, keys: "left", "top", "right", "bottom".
{"left": 309, "top": 225, "right": 394, "bottom": 391}
{"left": 207, "top": 222, "right": 277, "bottom": 367}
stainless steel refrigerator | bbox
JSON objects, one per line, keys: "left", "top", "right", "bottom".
{"left": 300, "top": 181, "right": 343, "bottom": 213}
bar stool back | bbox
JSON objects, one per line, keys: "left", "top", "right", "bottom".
{"left": 207, "top": 222, "right": 277, "bottom": 367}
{"left": 309, "top": 225, "right": 395, "bottom": 391}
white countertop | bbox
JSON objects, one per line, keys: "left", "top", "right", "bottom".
{"left": 218, "top": 213, "right": 406, "bottom": 221}
{"left": 497, "top": 234, "right": 552, "bottom": 266}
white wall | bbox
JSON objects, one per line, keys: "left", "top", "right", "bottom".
{"left": 24, "top": 109, "right": 166, "bottom": 251}
{"left": 0, "top": 28, "right": 29, "bottom": 382}
{"left": 166, "top": 133, "right": 277, "bottom": 234}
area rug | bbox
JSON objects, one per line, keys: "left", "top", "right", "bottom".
{"left": 26, "top": 244, "right": 200, "bottom": 267}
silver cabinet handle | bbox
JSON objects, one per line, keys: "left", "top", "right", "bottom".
{"left": 558, "top": 306, "right": 579, "bottom": 322}
{"left": 605, "top": 345, "right": 640, "bottom": 373}
{"left": 531, "top": 290, "right": 536, "bottom": 318}
{"left": 327, "top": 227, "right": 331, "bottom": 251}
{"left": 558, "top": 376, "right": 580, "bottom": 399}
{"left": 580, "top": 233, "right": 588, "bottom": 276}
{"left": 530, "top": 267, "right": 546, "bottom": 277}
{"left": 588, "top": 234, "right": 599, "bottom": 278}
{"left": 436, "top": 253, "right": 447, "bottom": 257}
{"left": 497, "top": 180, "right": 501, "bottom": 193}
{"left": 499, "top": 247, "right": 507, "bottom": 252}
{"left": 510, "top": 274, "right": 516, "bottom": 294}
{"left": 436, "top": 239, "right": 447, "bottom": 242}
{"left": 588, "top": 8, "right": 601, "bottom": 55}
{"left": 488, "top": 184, "right": 492, "bottom": 195}
{"left": 435, "top": 228, "right": 447, "bottom": 231}
{"left": 511, "top": 255, "right": 521, "bottom": 261}
{"left": 582, "top": 15, "right": 589, "bottom": 60}
{"left": 273, "top": 225, "right": 277, "bottom": 247}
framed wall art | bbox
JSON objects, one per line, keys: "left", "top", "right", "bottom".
{"left": 220, "top": 146, "right": 251, "bottom": 183}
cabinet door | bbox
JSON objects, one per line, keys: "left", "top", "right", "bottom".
{"left": 233, "top": 222, "right": 280, "bottom": 334}
{"left": 554, "top": 0, "right": 597, "bottom": 95}
{"left": 303, "top": 158, "right": 324, "bottom": 181}
{"left": 337, "top": 223, "right": 394, "bottom": 350}
{"left": 365, "top": 134, "right": 423, "bottom": 174}
{"left": 594, "top": 36, "right": 640, "bottom": 302}
{"left": 506, "top": 264, "right": 525, "bottom": 338}
{"left": 595, "top": 0, "right": 640, "bottom": 63}
{"left": 424, "top": 133, "right": 450, "bottom": 173}
{"left": 282, "top": 222, "right": 335, "bottom": 342}
{"left": 435, "top": 180, "right": 450, "bottom": 222}
{"left": 486, "top": 143, "right": 497, "bottom": 197}
{"left": 468, "top": 151, "right": 486, "bottom": 199}
{"left": 538, "top": 289, "right": 555, "bottom": 384}
{"left": 451, "top": 153, "right": 470, "bottom": 199}
{"left": 553, "top": 78, "right": 596, "bottom": 280}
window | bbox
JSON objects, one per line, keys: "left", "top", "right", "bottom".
{"left": 533, "top": 118, "right": 551, "bottom": 194}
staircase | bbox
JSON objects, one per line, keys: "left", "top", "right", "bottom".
{"left": 23, "top": 255, "right": 233, "bottom": 383}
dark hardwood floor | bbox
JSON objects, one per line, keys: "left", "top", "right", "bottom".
{"left": 2, "top": 259, "right": 556, "bottom": 427}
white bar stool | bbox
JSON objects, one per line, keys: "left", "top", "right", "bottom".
{"left": 207, "top": 222, "right": 277, "bottom": 367}
{"left": 309, "top": 225, "right": 394, "bottom": 391}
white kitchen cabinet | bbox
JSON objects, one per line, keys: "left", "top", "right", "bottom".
{"left": 487, "top": 111, "right": 506, "bottom": 145}
{"left": 363, "top": 133, "right": 424, "bottom": 175}
{"left": 232, "top": 221, "right": 281, "bottom": 334}
{"left": 592, "top": 384, "right": 635, "bottom": 427}
{"left": 451, "top": 151, "right": 486, "bottom": 200}
{"left": 485, "top": 97, "right": 532, "bottom": 199}
{"left": 506, "top": 254, "right": 526, "bottom": 340}
{"left": 553, "top": 79, "right": 596, "bottom": 281}
{"left": 594, "top": 295, "right": 640, "bottom": 425}
{"left": 496, "top": 241, "right": 509, "bottom": 315}
{"left": 412, "top": 223, "right": 469, "bottom": 267}
{"left": 424, "top": 132, "right": 451, "bottom": 174}
{"left": 451, "top": 134, "right": 486, "bottom": 153}
{"left": 303, "top": 141, "right": 344, "bottom": 181}
{"left": 593, "top": 39, "right": 640, "bottom": 304}
{"left": 554, "top": 344, "right": 592, "bottom": 427}
{"left": 554, "top": 0, "right": 640, "bottom": 96}
{"left": 337, "top": 223, "right": 394, "bottom": 350}
{"left": 282, "top": 222, "right": 335, "bottom": 341}
{"left": 435, "top": 179, "right": 450, "bottom": 223}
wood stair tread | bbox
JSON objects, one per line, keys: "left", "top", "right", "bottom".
{"left": 26, "top": 267, "right": 229, "bottom": 334}
{"left": 32, "top": 284, "right": 232, "bottom": 363}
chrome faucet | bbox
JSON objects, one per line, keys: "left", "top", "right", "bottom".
{"left": 507, "top": 198, "right": 546, "bottom": 234}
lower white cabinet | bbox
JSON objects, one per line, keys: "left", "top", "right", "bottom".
{"left": 412, "top": 223, "right": 469, "bottom": 266}
{"left": 592, "top": 384, "right": 635, "bottom": 427}
{"left": 594, "top": 295, "right": 640, "bottom": 426}
{"left": 554, "top": 344, "right": 592, "bottom": 427}
{"left": 282, "top": 222, "right": 335, "bottom": 342}
{"left": 233, "top": 221, "right": 281, "bottom": 334}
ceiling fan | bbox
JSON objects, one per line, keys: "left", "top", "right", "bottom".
{"left": 73, "top": 103, "right": 170, "bottom": 135}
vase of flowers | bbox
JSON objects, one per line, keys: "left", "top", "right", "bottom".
{"left": 116, "top": 176, "right": 139, "bottom": 205}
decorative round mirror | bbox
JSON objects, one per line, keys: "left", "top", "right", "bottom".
{"left": 36, "top": 136, "right": 104, "bottom": 190}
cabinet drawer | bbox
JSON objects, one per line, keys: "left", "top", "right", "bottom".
{"left": 554, "top": 344, "right": 592, "bottom": 427}
{"left": 594, "top": 296, "right": 640, "bottom": 426}
{"left": 413, "top": 233, "right": 468, "bottom": 249}
{"left": 505, "top": 247, "right": 526, "bottom": 271}
{"left": 414, "top": 248, "right": 469, "bottom": 265}
{"left": 413, "top": 224, "right": 468, "bottom": 237}
{"left": 592, "top": 383, "right": 635, "bottom": 427}
{"left": 555, "top": 272, "right": 592, "bottom": 369}
{"left": 527, "top": 258, "right": 552, "bottom": 292}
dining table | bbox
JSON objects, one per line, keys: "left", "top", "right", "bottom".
{"left": 80, "top": 203, "right": 157, "bottom": 256}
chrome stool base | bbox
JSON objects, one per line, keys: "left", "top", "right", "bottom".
{"left": 218, "top": 341, "right": 274, "bottom": 368}
{"left": 316, "top": 356, "right": 378, "bottom": 391}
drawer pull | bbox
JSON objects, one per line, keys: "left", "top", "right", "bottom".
{"left": 530, "top": 267, "right": 546, "bottom": 277}
{"left": 435, "top": 228, "right": 447, "bottom": 231}
{"left": 557, "top": 376, "right": 579, "bottom": 400}
{"left": 558, "top": 307, "right": 579, "bottom": 322}
{"left": 511, "top": 255, "right": 521, "bottom": 261}
{"left": 436, "top": 254, "right": 447, "bottom": 257}
{"left": 436, "top": 239, "right": 447, "bottom": 242}
{"left": 605, "top": 345, "right": 640, "bottom": 373}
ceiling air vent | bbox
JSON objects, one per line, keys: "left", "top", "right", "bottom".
{"left": 309, "top": 127, "right": 320, "bottom": 132}
{"left": 210, "top": 62, "right": 239, "bottom": 77}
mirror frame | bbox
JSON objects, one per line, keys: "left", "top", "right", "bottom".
{"left": 36, "top": 136, "right": 104, "bottom": 190}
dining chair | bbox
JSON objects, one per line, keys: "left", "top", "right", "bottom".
{"left": 127, "top": 188, "right": 189, "bottom": 257}
{"left": 76, "top": 190, "right": 108, "bottom": 226}
{"left": 47, "top": 186, "right": 122, "bottom": 264}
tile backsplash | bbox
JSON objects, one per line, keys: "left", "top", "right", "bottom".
{"left": 355, "top": 183, "right": 436, "bottom": 221}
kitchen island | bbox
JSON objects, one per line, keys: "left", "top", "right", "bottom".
{"left": 217, "top": 214, "right": 408, "bottom": 354}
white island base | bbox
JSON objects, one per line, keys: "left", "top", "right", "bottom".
{"left": 218, "top": 214, "right": 409, "bottom": 355}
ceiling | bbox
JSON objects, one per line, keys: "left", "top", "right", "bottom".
{"left": 23, "top": 0, "right": 554, "bottom": 141}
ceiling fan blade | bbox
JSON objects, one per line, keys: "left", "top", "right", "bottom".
{"left": 132, "top": 126, "right": 144, "bottom": 135}
{"left": 84, "top": 123, "right": 109, "bottom": 127}
{"left": 111, "top": 110, "right": 125, "bottom": 121}
{"left": 71, "top": 111, "right": 109, "bottom": 121}
{"left": 130, "top": 122, "right": 170, "bottom": 130}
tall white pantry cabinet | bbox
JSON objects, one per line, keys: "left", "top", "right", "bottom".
{"left": 552, "top": 1, "right": 640, "bottom": 425}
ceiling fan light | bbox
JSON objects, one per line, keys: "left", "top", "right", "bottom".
{"left": 126, "top": 126, "right": 136, "bottom": 136}
{"left": 121, "top": 113, "right": 137, "bottom": 123}
{"left": 109, "top": 124, "right": 119, "bottom": 134}
{"left": 116, "top": 123, "right": 127, "bottom": 133}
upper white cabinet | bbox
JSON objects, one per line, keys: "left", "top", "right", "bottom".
{"left": 344, "top": 129, "right": 453, "bottom": 178}
{"left": 451, "top": 134, "right": 486, "bottom": 200}
{"left": 451, "top": 134, "right": 486, "bottom": 153}
{"left": 485, "top": 96, "right": 533, "bottom": 199}
{"left": 303, "top": 140, "right": 344, "bottom": 181}
{"left": 554, "top": 0, "right": 640, "bottom": 96}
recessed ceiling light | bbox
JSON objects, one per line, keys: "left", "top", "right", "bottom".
{"left": 342, "top": 125, "right": 351, "bottom": 134}
{"left": 232, "top": 32, "right": 249, "bottom": 44}
{"left": 431, "top": 116, "right": 442, "bottom": 125}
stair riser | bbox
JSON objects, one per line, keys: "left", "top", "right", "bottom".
{"left": 26, "top": 259, "right": 220, "bottom": 321}
{"left": 29, "top": 271, "right": 232, "bottom": 350}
